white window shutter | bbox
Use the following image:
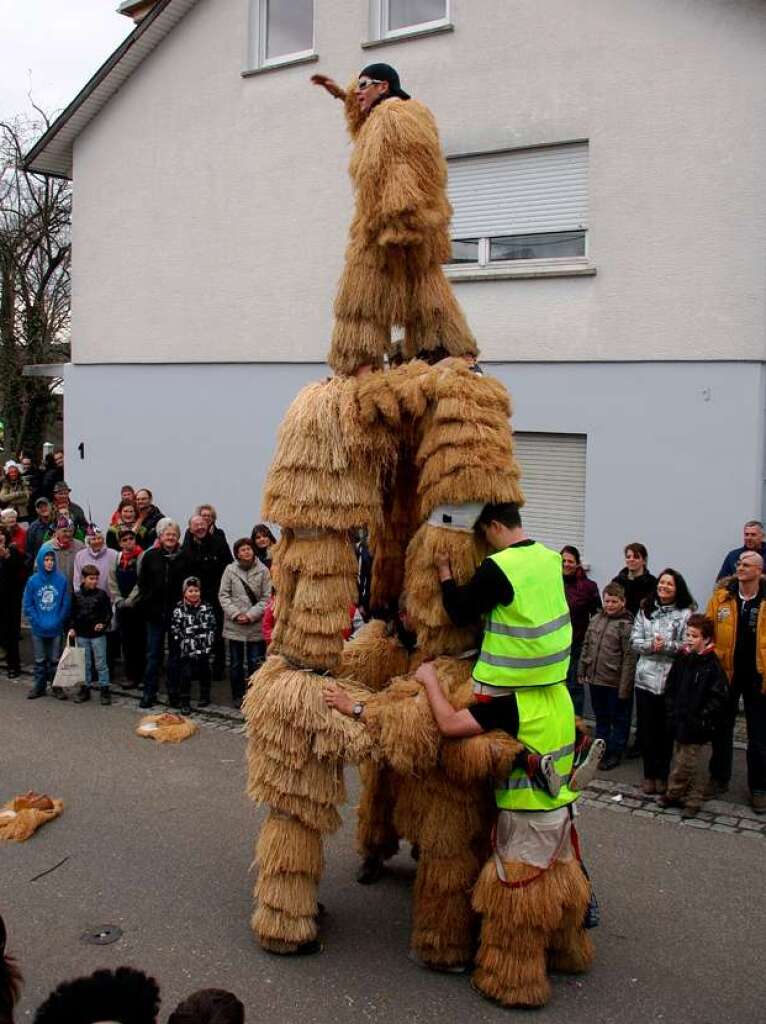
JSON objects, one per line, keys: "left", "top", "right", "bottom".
{"left": 512, "top": 433, "right": 587, "bottom": 554}
{"left": 447, "top": 143, "right": 589, "bottom": 239}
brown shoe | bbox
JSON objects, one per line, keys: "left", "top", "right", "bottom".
{"left": 751, "top": 793, "right": 766, "bottom": 815}
{"left": 641, "top": 779, "right": 656, "bottom": 795}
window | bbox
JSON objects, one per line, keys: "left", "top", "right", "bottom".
{"left": 369, "top": 0, "right": 449, "bottom": 41}
{"left": 447, "top": 143, "right": 589, "bottom": 267}
{"left": 512, "top": 433, "right": 587, "bottom": 553}
{"left": 248, "top": 0, "right": 314, "bottom": 70}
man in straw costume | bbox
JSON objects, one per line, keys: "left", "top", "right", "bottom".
{"left": 311, "top": 64, "right": 477, "bottom": 376}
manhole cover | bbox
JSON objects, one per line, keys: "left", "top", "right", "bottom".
{"left": 80, "top": 925, "right": 123, "bottom": 945}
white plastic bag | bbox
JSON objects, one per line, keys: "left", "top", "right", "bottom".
{"left": 52, "top": 640, "right": 86, "bottom": 690}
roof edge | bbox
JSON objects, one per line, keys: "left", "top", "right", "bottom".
{"left": 22, "top": 0, "right": 177, "bottom": 178}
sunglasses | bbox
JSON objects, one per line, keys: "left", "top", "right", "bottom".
{"left": 357, "top": 78, "right": 383, "bottom": 90}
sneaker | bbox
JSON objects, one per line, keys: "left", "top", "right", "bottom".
{"left": 27, "top": 687, "right": 46, "bottom": 700}
{"left": 751, "top": 792, "right": 766, "bottom": 815}
{"left": 538, "top": 753, "right": 563, "bottom": 798}
{"left": 74, "top": 686, "right": 91, "bottom": 703}
{"left": 356, "top": 856, "right": 383, "bottom": 885}
{"left": 51, "top": 686, "right": 67, "bottom": 701}
{"left": 100, "top": 689, "right": 112, "bottom": 706}
{"left": 138, "top": 695, "right": 155, "bottom": 709}
{"left": 7, "top": 669, "right": 20, "bottom": 679}
{"left": 570, "top": 739, "right": 606, "bottom": 791}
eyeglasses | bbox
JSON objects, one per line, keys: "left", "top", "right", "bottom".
{"left": 357, "top": 78, "right": 383, "bottom": 90}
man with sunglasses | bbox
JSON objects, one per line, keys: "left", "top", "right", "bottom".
{"left": 312, "top": 63, "right": 477, "bottom": 376}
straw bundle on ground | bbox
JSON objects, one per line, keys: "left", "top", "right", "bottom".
{"left": 0, "top": 793, "right": 63, "bottom": 842}
{"left": 135, "top": 713, "right": 199, "bottom": 743}
{"left": 472, "top": 857, "right": 594, "bottom": 1007}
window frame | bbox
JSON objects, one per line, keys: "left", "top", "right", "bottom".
{"left": 369, "top": 0, "right": 451, "bottom": 43}
{"left": 450, "top": 231, "right": 589, "bottom": 269}
{"left": 246, "top": 0, "right": 317, "bottom": 74}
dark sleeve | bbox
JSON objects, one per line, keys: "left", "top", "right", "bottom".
{"left": 98, "top": 591, "right": 113, "bottom": 623}
{"left": 717, "top": 551, "right": 734, "bottom": 581}
{"left": 440, "top": 559, "right": 514, "bottom": 628}
{"left": 467, "top": 695, "right": 520, "bottom": 737}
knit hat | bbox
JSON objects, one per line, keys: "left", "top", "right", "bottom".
{"left": 359, "top": 63, "right": 410, "bottom": 100}
{"left": 34, "top": 496, "right": 51, "bottom": 510}
{"left": 52, "top": 480, "right": 71, "bottom": 494}
{"left": 183, "top": 576, "right": 201, "bottom": 592}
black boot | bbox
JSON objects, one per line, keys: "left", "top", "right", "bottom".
{"left": 74, "top": 685, "right": 91, "bottom": 703}
{"left": 100, "top": 688, "right": 112, "bottom": 706}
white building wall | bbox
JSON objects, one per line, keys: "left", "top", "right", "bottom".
{"left": 71, "top": 0, "right": 766, "bottom": 365}
{"left": 63, "top": 360, "right": 765, "bottom": 607}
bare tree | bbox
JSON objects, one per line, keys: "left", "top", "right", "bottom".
{"left": 0, "top": 110, "right": 70, "bottom": 458}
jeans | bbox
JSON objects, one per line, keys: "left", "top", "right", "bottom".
{"left": 32, "top": 634, "right": 61, "bottom": 692}
{"left": 142, "top": 619, "right": 179, "bottom": 700}
{"left": 229, "top": 639, "right": 265, "bottom": 702}
{"left": 566, "top": 641, "right": 584, "bottom": 716}
{"left": 76, "top": 635, "right": 110, "bottom": 688}
{"left": 589, "top": 684, "right": 632, "bottom": 758}
{"left": 635, "top": 687, "right": 673, "bottom": 782}
{"left": 709, "top": 675, "right": 766, "bottom": 794}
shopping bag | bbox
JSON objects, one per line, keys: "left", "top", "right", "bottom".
{"left": 52, "top": 640, "right": 86, "bottom": 690}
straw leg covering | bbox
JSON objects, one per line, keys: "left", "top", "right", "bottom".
{"left": 355, "top": 762, "right": 400, "bottom": 861}
{"left": 402, "top": 264, "right": 477, "bottom": 362}
{"left": 471, "top": 857, "right": 592, "bottom": 1008}
{"left": 253, "top": 810, "right": 323, "bottom": 953}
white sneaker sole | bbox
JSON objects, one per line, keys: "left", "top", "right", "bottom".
{"left": 571, "top": 739, "right": 607, "bottom": 791}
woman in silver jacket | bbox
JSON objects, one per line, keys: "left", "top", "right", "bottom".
{"left": 631, "top": 568, "right": 696, "bottom": 795}
{"left": 219, "top": 538, "right": 272, "bottom": 704}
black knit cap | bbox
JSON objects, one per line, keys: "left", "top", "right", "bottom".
{"left": 359, "top": 63, "right": 410, "bottom": 100}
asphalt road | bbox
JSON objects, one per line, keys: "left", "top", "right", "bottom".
{"left": 2, "top": 680, "right": 765, "bottom": 1024}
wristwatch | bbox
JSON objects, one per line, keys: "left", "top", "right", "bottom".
{"left": 352, "top": 702, "right": 365, "bottom": 720}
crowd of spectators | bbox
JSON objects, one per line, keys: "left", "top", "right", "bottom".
{"left": 1, "top": 454, "right": 765, "bottom": 815}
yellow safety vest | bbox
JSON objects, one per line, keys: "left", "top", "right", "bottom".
{"left": 496, "top": 684, "right": 578, "bottom": 811}
{"left": 473, "top": 542, "right": 572, "bottom": 691}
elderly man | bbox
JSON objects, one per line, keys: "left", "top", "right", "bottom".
{"left": 717, "top": 520, "right": 766, "bottom": 580}
{"left": 136, "top": 520, "right": 192, "bottom": 709}
{"left": 182, "top": 512, "right": 232, "bottom": 680}
{"left": 707, "top": 550, "right": 766, "bottom": 812}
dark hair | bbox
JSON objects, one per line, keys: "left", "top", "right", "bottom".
{"left": 121, "top": 484, "right": 135, "bottom": 493}
{"left": 0, "top": 915, "right": 23, "bottom": 1024}
{"left": 603, "top": 582, "right": 625, "bottom": 600}
{"left": 167, "top": 988, "right": 245, "bottom": 1024}
{"left": 135, "top": 487, "right": 153, "bottom": 500}
{"left": 33, "top": 967, "right": 160, "bottom": 1024}
{"left": 476, "top": 503, "right": 522, "bottom": 531}
{"left": 686, "top": 613, "right": 714, "bottom": 640}
{"left": 560, "top": 545, "right": 581, "bottom": 564}
{"left": 233, "top": 537, "right": 255, "bottom": 558}
{"left": 624, "top": 542, "right": 648, "bottom": 563}
{"left": 81, "top": 564, "right": 100, "bottom": 578}
{"left": 119, "top": 499, "right": 138, "bottom": 514}
{"left": 251, "top": 523, "right": 276, "bottom": 545}
{"left": 643, "top": 568, "right": 695, "bottom": 617}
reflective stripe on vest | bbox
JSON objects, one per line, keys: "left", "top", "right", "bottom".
{"left": 495, "top": 685, "right": 578, "bottom": 812}
{"left": 473, "top": 542, "right": 572, "bottom": 689}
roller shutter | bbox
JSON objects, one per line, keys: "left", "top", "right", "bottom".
{"left": 512, "top": 432, "right": 587, "bottom": 553}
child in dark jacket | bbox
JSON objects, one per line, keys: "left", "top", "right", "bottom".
{"left": 69, "top": 563, "right": 114, "bottom": 705}
{"left": 660, "top": 614, "right": 729, "bottom": 817}
{"left": 578, "top": 582, "right": 636, "bottom": 769}
{"left": 171, "top": 576, "right": 216, "bottom": 715}
{"left": 23, "top": 547, "right": 70, "bottom": 699}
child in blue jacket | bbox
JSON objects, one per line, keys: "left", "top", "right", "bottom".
{"left": 23, "top": 547, "right": 71, "bottom": 699}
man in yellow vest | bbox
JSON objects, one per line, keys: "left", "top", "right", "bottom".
{"left": 416, "top": 502, "right": 601, "bottom": 805}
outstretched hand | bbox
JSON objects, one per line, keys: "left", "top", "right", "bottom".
{"left": 311, "top": 74, "right": 346, "bottom": 100}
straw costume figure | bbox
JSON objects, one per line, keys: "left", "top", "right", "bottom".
{"left": 311, "top": 64, "right": 477, "bottom": 375}
{"left": 243, "top": 62, "right": 594, "bottom": 1007}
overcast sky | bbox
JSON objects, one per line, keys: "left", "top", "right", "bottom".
{"left": 0, "top": 1, "right": 132, "bottom": 122}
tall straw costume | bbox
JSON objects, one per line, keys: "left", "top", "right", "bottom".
{"left": 244, "top": 64, "right": 594, "bottom": 1007}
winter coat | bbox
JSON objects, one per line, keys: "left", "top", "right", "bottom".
{"left": 108, "top": 546, "right": 144, "bottom": 602}
{"left": 0, "top": 546, "right": 24, "bottom": 616}
{"left": 136, "top": 546, "right": 192, "bottom": 624}
{"left": 612, "top": 568, "right": 658, "bottom": 617}
{"left": 705, "top": 577, "right": 766, "bottom": 691}
{"left": 218, "top": 560, "right": 271, "bottom": 642}
{"left": 631, "top": 603, "right": 693, "bottom": 695}
{"left": 136, "top": 505, "right": 164, "bottom": 548}
{"left": 171, "top": 600, "right": 216, "bottom": 659}
{"left": 0, "top": 479, "right": 30, "bottom": 517}
{"left": 22, "top": 548, "right": 70, "bottom": 638}
{"left": 38, "top": 538, "right": 85, "bottom": 590}
{"left": 70, "top": 587, "right": 113, "bottom": 639}
{"left": 73, "top": 543, "right": 117, "bottom": 594}
{"left": 181, "top": 530, "right": 233, "bottom": 603}
{"left": 664, "top": 647, "right": 730, "bottom": 744}
{"left": 577, "top": 610, "right": 636, "bottom": 698}
{"left": 563, "top": 568, "right": 602, "bottom": 646}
